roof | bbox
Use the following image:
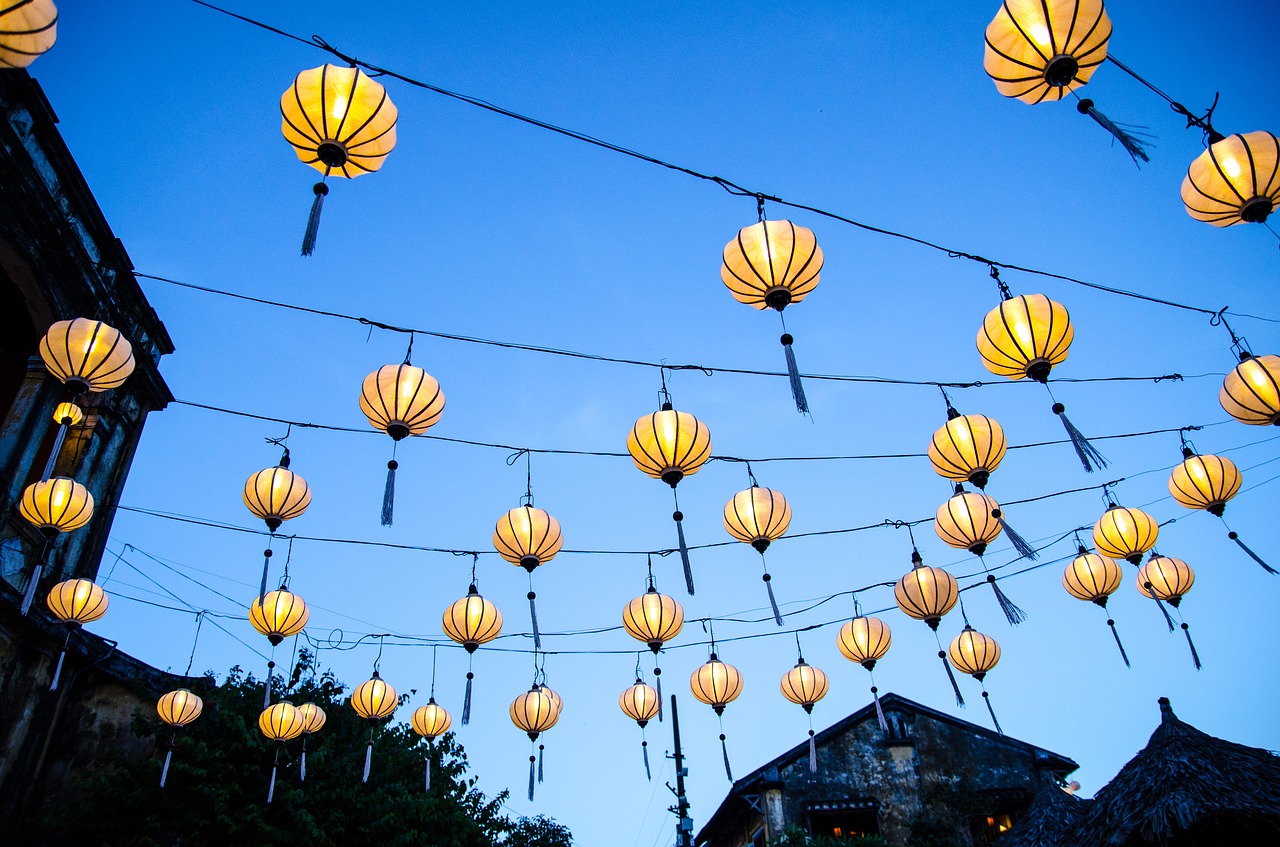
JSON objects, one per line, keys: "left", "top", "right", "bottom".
{"left": 1073, "top": 697, "right": 1280, "bottom": 846}
{"left": 997, "top": 777, "right": 1091, "bottom": 847}
{"left": 696, "top": 692, "right": 1078, "bottom": 845}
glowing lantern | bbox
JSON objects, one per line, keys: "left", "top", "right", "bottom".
{"left": 1182, "top": 131, "right": 1280, "bottom": 226}
{"left": 723, "top": 480, "right": 792, "bottom": 625}
{"left": 297, "top": 702, "right": 326, "bottom": 782}
{"left": 928, "top": 406, "right": 1007, "bottom": 489}
{"left": 934, "top": 485, "right": 1031, "bottom": 624}
{"left": 0, "top": 0, "right": 56, "bottom": 68}
{"left": 1093, "top": 503, "right": 1158, "bottom": 565}
{"left": 895, "top": 549, "right": 967, "bottom": 706}
{"left": 17, "top": 476, "right": 94, "bottom": 615}
{"left": 38, "top": 318, "right": 134, "bottom": 395}
{"left": 1220, "top": 354, "right": 1280, "bottom": 426}
{"left": 494, "top": 502, "right": 563, "bottom": 649}
{"left": 52, "top": 402, "right": 83, "bottom": 427}
{"left": 627, "top": 396, "right": 711, "bottom": 594}
{"left": 622, "top": 576, "right": 683, "bottom": 718}
{"left": 412, "top": 697, "right": 452, "bottom": 791}
{"left": 983, "top": 0, "right": 1110, "bottom": 104}
{"left": 510, "top": 684, "right": 560, "bottom": 800}
{"left": 1063, "top": 546, "right": 1130, "bottom": 667}
{"left": 259, "top": 701, "right": 304, "bottom": 804}
{"left": 1136, "top": 554, "right": 1203, "bottom": 670}
{"left": 41, "top": 402, "right": 83, "bottom": 481}
{"left": 781, "top": 655, "right": 829, "bottom": 773}
{"left": 243, "top": 445, "right": 311, "bottom": 599}
{"left": 359, "top": 361, "right": 445, "bottom": 526}
{"left": 690, "top": 651, "right": 743, "bottom": 781}
{"left": 1168, "top": 444, "right": 1272, "bottom": 574}
{"left": 442, "top": 584, "right": 502, "bottom": 725}
{"left": 156, "top": 688, "right": 203, "bottom": 788}
{"left": 351, "top": 670, "right": 397, "bottom": 784}
{"left": 618, "top": 677, "right": 660, "bottom": 779}
{"left": 948, "top": 624, "right": 1005, "bottom": 733}
{"left": 281, "top": 64, "right": 398, "bottom": 255}
{"left": 44, "top": 578, "right": 107, "bottom": 690}
{"left": 721, "top": 217, "right": 823, "bottom": 412}
{"left": 838, "top": 613, "right": 893, "bottom": 732}
{"left": 249, "top": 586, "right": 310, "bottom": 646}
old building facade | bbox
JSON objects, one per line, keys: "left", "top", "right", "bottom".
{"left": 696, "top": 693, "right": 1078, "bottom": 847}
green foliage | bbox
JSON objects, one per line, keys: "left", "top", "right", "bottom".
{"left": 25, "top": 653, "right": 560, "bottom": 847}
{"left": 501, "top": 814, "right": 573, "bottom": 846}
{"left": 770, "top": 825, "right": 886, "bottom": 847}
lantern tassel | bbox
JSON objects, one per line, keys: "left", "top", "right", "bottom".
{"left": 808, "top": 730, "right": 817, "bottom": 774}
{"left": 1107, "top": 619, "right": 1132, "bottom": 668}
{"left": 781, "top": 333, "right": 809, "bottom": 415}
{"left": 51, "top": 649, "right": 66, "bottom": 692}
{"left": 462, "top": 671, "right": 473, "bottom": 725}
{"left": 1075, "top": 98, "right": 1152, "bottom": 166}
{"left": 873, "top": 687, "right": 888, "bottom": 733}
{"left": 981, "top": 690, "right": 1004, "bottom": 736}
{"left": 268, "top": 754, "right": 278, "bottom": 804}
{"left": 301, "top": 740, "right": 307, "bottom": 782}
{"left": 264, "top": 660, "right": 274, "bottom": 709}
{"left": 987, "top": 576, "right": 1028, "bottom": 626}
{"left": 720, "top": 733, "right": 733, "bottom": 782}
{"left": 642, "top": 740, "right": 651, "bottom": 780}
{"left": 301, "top": 181, "right": 328, "bottom": 256}
{"left": 1229, "top": 532, "right": 1277, "bottom": 574}
{"left": 258, "top": 549, "right": 271, "bottom": 606}
{"left": 655, "top": 672, "right": 663, "bottom": 722}
{"left": 538, "top": 743, "right": 545, "bottom": 784}
{"left": 528, "top": 755, "right": 536, "bottom": 801}
{"left": 1148, "top": 591, "right": 1176, "bottom": 632}
{"left": 675, "top": 512, "right": 695, "bottom": 595}
{"left": 19, "top": 562, "right": 43, "bottom": 616}
{"left": 381, "top": 459, "right": 397, "bottom": 526}
{"left": 940, "top": 650, "right": 965, "bottom": 707}
{"left": 996, "top": 517, "right": 1039, "bottom": 560}
{"left": 528, "top": 591, "right": 542, "bottom": 651}
{"left": 362, "top": 741, "right": 373, "bottom": 783}
{"left": 1054, "top": 403, "right": 1108, "bottom": 472}
{"left": 763, "top": 572, "right": 783, "bottom": 627}
{"left": 160, "top": 748, "right": 172, "bottom": 788}
{"left": 1181, "top": 622, "right": 1202, "bottom": 670}
{"left": 425, "top": 752, "right": 431, "bottom": 792}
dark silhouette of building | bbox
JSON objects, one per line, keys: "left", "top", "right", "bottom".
{"left": 695, "top": 692, "right": 1077, "bottom": 846}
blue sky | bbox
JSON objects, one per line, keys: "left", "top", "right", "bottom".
{"left": 32, "top": 2, "right": 1280, "bottom": 844}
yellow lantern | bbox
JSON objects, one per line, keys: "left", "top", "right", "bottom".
{"left": 156, "top": 688, "right": 203, "bottom": 788}
{"left": 541, "top": 684, "right": 564, "bottom": 723}
{"left": 493, "top": 505, "right": 563, "bottom": 572}
{"left": 249, "top": 586, "right": 310, "bottom": 646}
{"left": 928, "top": 409, "right": 1006, "bottom": 489}
{"left": 243, "top": 451, "right": 311, "bottom": 533}
{"left": 510, "top": 684, "right": 559, "bottom": 799}
{"left": 259, "top": 701, "right": 305, "bottom": 742}
{"left": 443, "top": 583, "right": 502, "bottom": 725}
{"left": 412, "top": 698, "right": 452, "bottom": 739}
{"left": 723, "top": 481, "right": 792, "bottom": 625}
{"left": 359, "top": 361, "right": 445, "bottom": 526}
{"left": 893, "top": 552, "right": 958, "bottom": 631}
{"left": 352, "top": 671, "right": 398, "bottom": 721}
{"left": 689, "top": 654, "right": 743, "bottom": 717}
{"left": 977, "top": 294, "right": 1073, "bottom": 383}
{"left": 1219, "top": 354, "right": 1280, "bottom": 426}
{"left": 619, "top": 678, "right": 660, "bottom": 779}
{"left": 780, "top": 659, "right": 829, "bottom": 713}
{"left": 837, "top": 616, "right": 891, "bottom": 671}
{"left": 38, "top": 318, "right": 134, "bottom": 395}
{"left": 1093, "top": 504, "right": 1158, "bottom": 565}
{"left": 622, "top": 584, "right": 684, "bottom": 653}
{"left": 949, "top": 624, "right": 1005, "bottom": 733}
{"left": 721, "top": 218, "right": 824, "bottom": 412}
{"left": 297, "top": 701, "right": 327, "bottom": 782}
{"left": 52, "top": 402, "right": 83, "bottom": 427}
{"left": 0, "top": 0, "right": 57, "bottom": 68}
{"left": 20, "top": 476, "right": 93, "bottom": 534}
{"left": 45, "top": 578, "right": 108, "bottom": 691}
{"left": 1182, "top": 131, "right": 1280, "bottom": 226}
{"left": 934, "top": 487, "right": 1002, "bottom": 556}
{"left": 1136, "top": 555, "right": 1195, "bottom": 607}
{"left": 983, "top": 0, "right": 1111, "bottom": 104}
{"left": 1063, "top": 545, "right": 1130, "bottom": 667}
{"left": 281, "top": 64, "right": 399, "bottom": 255}
{"left": 1169, "top": 450, "right": 1241, "bottom": 515}
{"left": 628, "top": 399, "right": 712, "bottom": 594}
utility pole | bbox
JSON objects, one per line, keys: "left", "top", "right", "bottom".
{"left": 667, "top": 694, "right": 694, "bottom": 847}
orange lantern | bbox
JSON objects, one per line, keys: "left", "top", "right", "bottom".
{"left": 619, "top": 676, "right": 661, "bottom": 779}
{"left": 690, "top": 650, "right": 743, "bottom": 782}
{"left": 1182, "top": 131, "right": 1280, "bottom": 227}
{"left": 1063, "top": 545, "right": 1130, "bottom": 667}
{"left": 156, "top": 688, "right": 203, "bottom": 788}
{"left": 1137, "top": 553, "right": 1203, "bottom": 670}
{"left": 412, "top": 697, "right": 452, "bottom": 792}
{"left": 933, "top": 484, "right": 1031, "bottom": 625}
{"left": 442, "top": 582, "right": 502, "bottom": 725}
{"left": 928, "top": 402, "right": 1006, "bottom": 490}
{"left": 723, "top": 476, "right": 792, "bottom": 625}
{"left": 359, "top": 359, "right": 445, "bottom": 525}
{"left": 351, "top": 669, "right": 397, "bottom": 783}
{"left": 511, "top": 683, "right": 560, "bottom": 800}
{"left": 894, "top": 548, "right": 967, "bottom": 706}
{"left": 494, "top": 501, "right": 563, "bottom": 650}
{"left": 0, "top": 0, "right": 57, "bottom": 68}
{"left": 837, "top": 611, "right": 893, "bottom": 733}
{"left": 948, "top": 624, "right": 1005, "bottom": 733}
{"left": 45, "top": 578, "right": 107, "bottom": 691}
{"left": 622, "top": 571, "right": 683, "bottom": 720}
{"left": 781, "top": 653, "right": 829, "bottom": 773}
{"left": 297, "top": 701, "right": 326, "bottom": 782}
{"left": 1093, "top": 502, "right": 1158, "bottom": 565}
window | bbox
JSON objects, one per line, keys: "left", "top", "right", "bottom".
{"left": 807, "top": 808, "right": 880, "bottom": 839}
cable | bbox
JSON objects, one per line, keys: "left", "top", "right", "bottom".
{"left": 182, "top": 1, "right": 1278, "bottom": 326}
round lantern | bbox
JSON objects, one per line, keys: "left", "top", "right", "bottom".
{"left": 723, "top": 483, "right": 792, "bottom": 625}
{"left": 243, "top": 454, "right": 311, "bottom": 533}
{"left": 352, "top": 671, "right": 397, "bottom": 721}
{"left": 893, "top": 554, "right": 958, "bottom": 630}
{"left": 0, "top": 0, "right": 57, "bottom": 68}
{"left": 358, "top": 361, "right": 445, "bottom": 527}
{"left": 1219, "top": 354, "right": 1280, "bottom": 426}
{"left": 928, "top": 410, "right": 1007, "bottom": 489}
{"left": 977, "top": 294, "right": 1073, "bottom": 383}
{"left": 780, "top": 659, "right": 829, "bottom": 714}
{"left": 45, "top": 578, "right": 108, "bottom": 691}
{"left": 619, "top": 678, "right": 660, "bottom": 779}
{"left": 412, "top": 698, "right": 452, "bottom": 739}
{"left": 1063, "top": 546, "right": 1130, "bottom": 666}
{"left": 1136, "top": 555, "right": 1195, "bottom": 607}
{"left": 156, "top": 687, "right": 203, "bottom": 788}
{"left": 259, "top": 701, "right": 305, "bottom": 742}
{"left": 493, "top": 505, "right": 563, "bottom": 572}
{"left": 510, "top": 684, "right": 559, "bottom": 799}
{"left": 1093, "top": 504, "right": 1158, "bottom": 565}
{"left": 249, "top": 586, "right": 310, "bottom": 646}
{"left": 983, "top": 0, "right": 1111, "bottom": 104}
{"left": 1169, "top": 450, "right": 1241, "bottom": 515}
{"left": 689, "top": 654, "right": 743, "bottom": 717}
{"left": 1182, "top": 131, "right": 1280, "bottom": 226}
{"left": 622, "top": 585, "right": 684, "bottom": 652}
{"left": 281, "top": 64, "right": 398, "bottom": 255}
{"left": 443, "top": 584, "right": 502, "bottom": 726}
{"left": 20, "top": 477, "right": 93, "bottom": 534}
{"left": 949, "top": 624, "right": 1005, "bottom": 733}
{"left": 837, "top": 616, "right": 892, "bottom": 670}
{"left": 52, "top": 402, "right": 83, "bottom": 427}
{"left": 38, "top": 318, "right": 134, "bottom": 395}
{"left": 298, "top": 701, "right": 327, "bottom": 781}
{"left": 934, "top": 487, "right": 1001, "bottom": 556}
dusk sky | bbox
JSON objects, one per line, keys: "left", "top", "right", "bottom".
{"left": 30, "top": 2, "right": 1280, "bottom": 845}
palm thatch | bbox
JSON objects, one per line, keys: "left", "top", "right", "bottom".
{"left": 998, "top": 777, "right": 1090, "bottom": 847}
{"left": 1074, "top": 697, "right": 1280, "bottom": 846}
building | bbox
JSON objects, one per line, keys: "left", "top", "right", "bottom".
{"left": 695, "top": 692, "right": 1078, "bottom": 847}
{"left": 0, "top": 69, "right": 184, "bottom": 832}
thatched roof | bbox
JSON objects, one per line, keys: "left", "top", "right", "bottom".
{"left": 1074, "top": 697, "right": 1280, "bottom": 846}
{"left": 997, "top": 777, "right": 1090, "bottom": 847}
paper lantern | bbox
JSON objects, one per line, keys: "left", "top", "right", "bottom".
{"left": 359, "top": 361, "right": 445, "bottom": 526}
{"left": 949, "top": 624, "right": 1006, "bottom": 733}
{"left": 243, "top": 454, "right": 311, "bottom": 533}
{"left": 619, "top": 678, "right": 660, "bottom": 780}
{"left": 19, "top": 477, "right": 93, "bottom": 533}
{"left": 298, "top": 702, "right": 326, "bottom": 734}
{"left": 1136, "top": 555, "right": 1195, "bottom": 607}
{"left": 249, "top": 586, "right": 310, "bottom": 646}
{"left": 1093, "top": 504, "right": 1158, "bottom": 565}
{"left": 928, "top": 409, "right": 1006, "bottom": 489}
{"left": 628, "top": 400, "right": 712, "bottom": 594}
{"left": 45, "top": 578, "right": 108, "bottom": 691}
{"left": 780, "top": 659, "right": 829, "bottom": 713}
{"left": 1169, "top": 450, "right": 1241, "bottom": 515}
{"left": 893, "top": 553, "right": 958, "bottom": 631}
{"left": 977, "top": 294, "right": 1073, "bottom": 382}
{"left": 412, "top": 698, "right": 452, "bottom": 739}
{"left": 39, "top": 318, "right": 133, "bottom": 395}
{"left": 493, "top": 505, "right": 563, "bottom": 571}
{"left": 838, "top": 616, "right": 891, "bottom": 670}
{"left": 983, "top": 0, "right": 1111, "bottom": 104}
{"left": 724, "top": 483, "right": 792, "bottom": 625}
{"left": 51, "top": 402, "right": 83, "bottom": 427}
{"left": 156, "top": 688, "right": 203, "bottom": 788}
{"left": 1220, "top": 354, "right": 1280, "bottom": 426}
{"left": 721, "top": 218, "right": 824, "bottom": 412}
{"left": 281, "top": 64, "right": 398, "bottom": 255}
{"left": 0, "top": 0, "right": 57, "bottom": 68}
{"left": 622, "top": 585, "right": 684, "bottom": 652}
{"left": 1182, "top": 131, "right": 1280, "bottom": 226}
{"left": 934, "top": 488, "right": 1002, "bottom": 555}
{"left": 259, "top": 701, "right": 305, "bottom": 742}
{"left": 511, "top": 684, "right": 559, "bottom": 800}
{"left": 352, "top": 671, "right": 398, "bottom": 721}
{"left": 1063, "top": 546, "right": 1130, "bottom": 666}
{"left": 443, "top": 584, "right": 502, "bottom": 726}
{"left": 689, "top": 654, "right": 743, "bottom": 716}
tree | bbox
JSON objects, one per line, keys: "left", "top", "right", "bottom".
{"left": 25, "top": 653, "right": 563, "bottom": 847}
{"left": 502, "top": 814, "right": 573, "bottom": 846}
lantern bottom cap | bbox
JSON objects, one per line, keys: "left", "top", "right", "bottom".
{"left": 1241, "top": 197, "right": 1273, "bottom": 224}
